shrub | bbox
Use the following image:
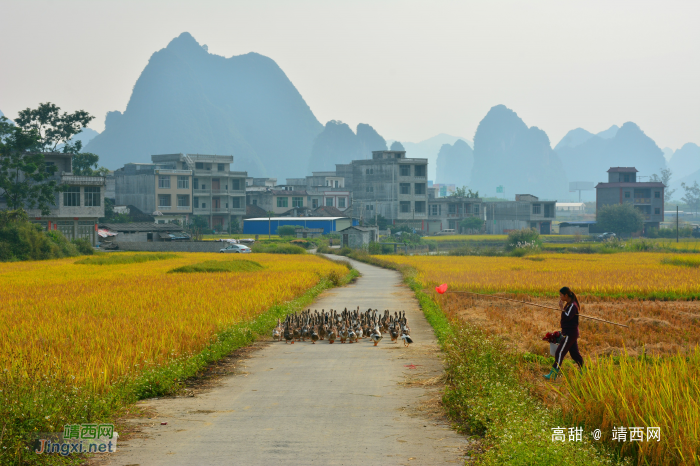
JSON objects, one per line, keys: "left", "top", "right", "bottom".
{"left": 0, "top": 209, "right": 61, "bottom": 261}
{"left": 367, "top": 241, "right": 382, "bottom": 255}
{"left": 597, "top": 203, "right": 645, "bottom": 236}
{"left": 277, "top": 225, "right": 300, "bottom": 237}
{"left": 169, "top": 259, "right": 264, "bottom": 273}
{"left": 71, "top": 237, "right": 94, "bottom": 255}
{"left": 251, "top": 243, "right": 306, "bottom": 254}
{"left": 46, "top": 231, "right": 79, "bottom": 257}
{"left": 336, "top": 246, "right": 352, "bottom": 256}
{"left": 505, "top": 228, "right": 541, "bottom": 251}
{"left": 76, "top": 253, "right": 177, "bottom": 265}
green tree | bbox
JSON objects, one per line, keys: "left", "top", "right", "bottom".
{"left": 597, "top": 203, "right": 645, "bottom": 236}
{"left": 229, "top": 217, "right": 241, "bottom": 234}
{"left": 460, "top": 216, "right": 485, "bottom": 232}
{"left": 450, "top": 186, "right": 479, "bottom": 198}
{"left": 1, "top": 104, "right": 93, "bottom": 214}
{"left": 68, "top": 143, "right": 109, "bottom": 176}
{"left": 650, "top": 168, "right": 675, "bottom": 202}
{"left": 681, "top": 181, "right": 700, "bottom": 216}
{"left": 187, "top": 215, "right": 209, "bottom": 240}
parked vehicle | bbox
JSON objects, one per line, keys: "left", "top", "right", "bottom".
{"left": 597, "top": 232, "right": 616, "bottom": 240}
{"left": 220, "top": 244, "right": 252, "bottom": 253}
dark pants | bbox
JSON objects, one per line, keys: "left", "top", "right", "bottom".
{"left": 553, "top": 333, "right": 584, "bottom": 370}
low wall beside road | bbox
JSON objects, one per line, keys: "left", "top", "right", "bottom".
{"left": 111, "top": 242, "right": 225, "bottom": 252}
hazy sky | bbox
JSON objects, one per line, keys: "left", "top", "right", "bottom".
{"left": 1, "top": 0, "right": 698, "bottom": 150}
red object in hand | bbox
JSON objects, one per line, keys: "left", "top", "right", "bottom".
{"left": 542, "top": 331, "right": 561, "bottom": 343}
{"left": 436, "top": 284, "right": 448, "bottom": 294}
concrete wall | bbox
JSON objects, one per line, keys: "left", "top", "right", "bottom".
{"left": 116, "top": 172, "right": 155, "bottom": 213}
{"left": 111, "top": 241, "right": 226, "bottom": 252}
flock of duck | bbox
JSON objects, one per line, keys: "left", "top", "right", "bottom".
{"left": 272, "top": 307, "right": 414, "bottom": 347}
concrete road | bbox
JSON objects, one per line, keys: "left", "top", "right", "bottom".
{"left": 99, "top": 257, "right": 468, "bottom": 466}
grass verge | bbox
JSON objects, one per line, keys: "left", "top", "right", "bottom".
{"left": 0, "top": 267, "right": 358, "bottom": 466}
{"left": 168, "top": 259, "right": 264, "bottom": 273}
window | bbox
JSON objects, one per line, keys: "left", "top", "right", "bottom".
{"left": 201, "top": 202, "right": 207, "bottom": 208}
{"left": 415, "top": 201, "right": 425, "bottom": 213}
{"left": 400, "top": 165, "right": 410, "bottom": 176}
{"left": 84, "top": 186, "right": 100, "bottom": 206}
{"left": 231, "top": 197, "right": 241, "bottom": 209}
{"left": 177, "top": 176, "right": 189, "bottom": 189}
{"left": 277, "top": 197, "right": 288, "bottom": 208}
{"left": 654, "top": 191, "right": 660, "bottom": 199}
{"left": 448, "top": 204, "right": 456, "bottom": 214}
{"left": 63, "top": 186, "right": 80, "bottom": 207}
{"left": 532, "top": 204, "right": 541, "bottom": 215}
{"left": 177, "top": 195, "right": 190, "bottom": 207}
{"left": 158, "top": 175, "right": 170, "bottom": 189}
{"left": 430, "top": 204, "right": 438, "bottom": 216}
{"left": 473, "top": 204, "right": 480, "bottom": 215}
{"left": 217, "top": 163, "right": 225, "bottom": 171}
{"left": 623, "top": 174, "right": 630, "bottom": 182}
{"left": 625, "top": 191, "right": 631, "bottom": 198}
{"left": 365, "top": 168, "right": 374, "bottom": 175}
{"left": 366, "top": 186, "right": 374, "bottom": 193}
{"left": 292, "top": 196, "right": 303, "bottom": 208}
{"left": 415, "top": 165, "right": 426, "bottom": 177}
{"left": 335, "top": 180, "right": 339, "bottom": 188}
{"left": 158, "top": 194, "right": 171, "bottom": 208}
{"left": 366, "top": 204, "right": 374, "bottom": 211}
{"left": 312, "top": 199, "right": 319, "bottom": 208}
{"left": 400, "top": 183, "right": 411, "bottom": 195}
{"left": 194, "top": 197, "right": 199, "bottom": 208}
{"left": 400, "top": 201, "right": 411, "bottom": 213}
{"left": 231, "top": 179, "right": 241, "bottom": 190}
{"left": 338, "top": 197, "right": 346, "bottom": 208}
{"left": 193, "top": 178, "right": 199, "bottom": 189}
{"left": 655, "top": 208, "right": 660, "bottom": 215}
{"left": 324, "top": 197, "right": 333, "bottom": 207}
{"left": 415, "top": 183, "right": 426, "bottom": 195}
{"left": 195, "top": 162, "right": 204, "bottom": 169}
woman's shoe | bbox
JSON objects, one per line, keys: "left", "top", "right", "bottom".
{"left": 543, "top": 368, "right": 560, "bottom": 380}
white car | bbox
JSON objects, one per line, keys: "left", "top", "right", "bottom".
{"left": 219, "top": 244, "right": 252, "bottom": 253}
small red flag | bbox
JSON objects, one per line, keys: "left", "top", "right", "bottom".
{"left": 436, "top": 283, "right": 448, "bottom": 294}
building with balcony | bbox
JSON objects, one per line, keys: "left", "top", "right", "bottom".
{"left": 150, "top": 154, "right": 247, "bottom": 231}
{"left": 115, "top": 162, "right": 193, "bottom": 225}
{"left": 338, "top": 150, "right": 429, "bottom": 228}
{"left": 595, "top": 167, "right": 665, "bottom": 232}
{"left": 483, "top": 194, "right": 556, "bottom": 234}
{"left": 285, "top": 172, "right": 351, "bottom": 212}
{"left": 0, "top": 152, "right": 106, "bottom": 245}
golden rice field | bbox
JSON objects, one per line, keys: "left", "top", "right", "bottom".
{"left": 0, "top": 253, "right": 347, "bottom": 392}
{"left": 379, "top": 252, "right": 700, "bottom": 299}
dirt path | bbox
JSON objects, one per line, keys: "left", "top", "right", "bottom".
{"left": 97, "top": 256, "right": 469, "bottom": 466}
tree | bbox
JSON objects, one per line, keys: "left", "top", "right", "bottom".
{"left": 1, "top": 104, "right": 94, "bottom": 214}
{"left": 597, "top": 203, "right": 645, "bottom": 236}
{"left": 450, "top": 186, "right": 479, "bottom": 198}
{"left": 681, "top": 181, "right": 700, "bottom": 217}
{"left": 229, "top": 217, "right": 241, "bottom": 234}
{"left": 460, "top": 216, "right": 485, "bottom": 232}
{"left": 186, "top": 215, "right": 209, "bottom": 240}
{"left": 66, "top": 141, "right": 109, "bottom": 176}
{"left": 14, "top": 103, "right": 94, "bottom": 152}
{"left": 650, "top": 168, "right": 675, "bottom": 202}
{"left": 277, "top": 225, "right": 299, "bottom": 236}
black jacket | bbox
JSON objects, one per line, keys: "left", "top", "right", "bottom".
{"left": 560, "top": 301, "right": 580, "bottom": 337}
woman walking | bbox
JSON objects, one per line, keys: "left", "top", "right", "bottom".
{"left": 544, "top": 286, "right": 584, "bottom": 380}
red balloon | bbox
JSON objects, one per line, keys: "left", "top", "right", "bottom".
{"left": 436, "top": 283, "right": 448, "bottom": 294}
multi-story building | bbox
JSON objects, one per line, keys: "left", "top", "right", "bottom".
{"left": 246, "top": 186, "right": 310, "bottom": 216}
{"left": 339, "top": 150, "right": 429, "bottom": 227}
{"left": 427, "top": 196, "right": 483, "bottom": 233}
{"left": 483, "top": 194, "right": 556, "bottom": 234}
{"left": 0, "top": 152, "right": 106, "bottom": 245}
{"left": 115, "top": 162, "right": 193, "bottom": 225}
{"left": 595, "top": 167, "right": 664, "bottom": 233}
{"left": 151, "top": 154, "right": 247, "bottom": 230}
{"left": 285, "top": 172, "right": 351, "bottom": 212}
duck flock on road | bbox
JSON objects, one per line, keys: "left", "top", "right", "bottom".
{"left": 272, "top": 307, "right": 413, "bottom": 347}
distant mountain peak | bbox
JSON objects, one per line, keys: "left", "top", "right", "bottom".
{"left": 596, "top": 124, "right": 619, "bottom": 139}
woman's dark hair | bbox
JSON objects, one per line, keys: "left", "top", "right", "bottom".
{"left": 559, "top": 286, "right": 580, "bottom": 307}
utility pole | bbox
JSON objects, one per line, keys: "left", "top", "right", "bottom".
{"left": 677, "top": 206, "right": 679, "bottom": 243}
